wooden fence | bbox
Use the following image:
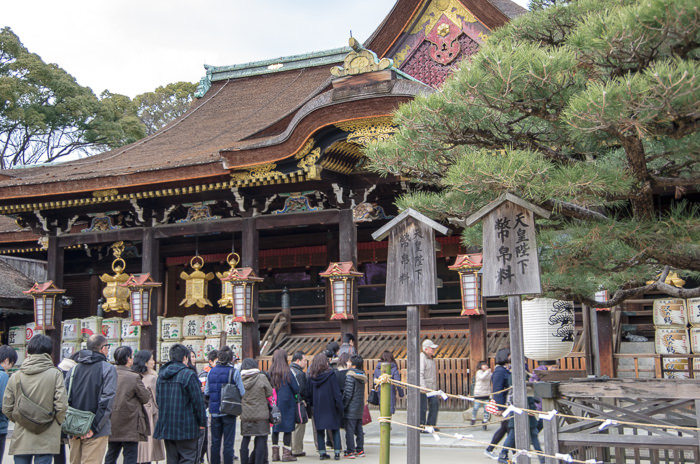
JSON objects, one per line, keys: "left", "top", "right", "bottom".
{"left": 615, "top": 353, "right": 700, "bottom": 379}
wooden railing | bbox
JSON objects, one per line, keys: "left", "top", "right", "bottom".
{"left": 615, "top": 353, "right": 700, "bottom": 379}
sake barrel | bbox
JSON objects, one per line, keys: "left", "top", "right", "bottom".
{"left": 7, "top": 326, "right": 25, "bottom": 346}
{"left": 204, "top": 338, "right": 221, "bottom": 357}
{"left": 62, "top": 319, "right": 80, "bottom": 341}
{"left": 101, "top": 318, "right": 122, "bottom": 340}
{"left": 61, "top": 341, "right": 80, "bottom": 360}
{"left": 160, "top": 317, "right": 183, "bottom": 341}
{"left": 663, "top": 357, "right": 689, "bottom": 379}
{"left": 204, "top": 314, "right": 224, "bottom": 337}
{"left": 227, "top": 336, "right": 242, "bottom": 359}
{"left": 13, "top": 346, "right": 25, "bottom": 366}
{"left": 687, "top": 298, "right": 700, "bottom": 327}
{"left": 104, "top": 342, "right": 118, "bottom": 363}
{"left": 690, "top": 328, "right": 700, "bottom": 353}
{"left": 224, "top": 315, "right": 242, "bottom": 336}
{"left": 183, "top": 338, "right": 205, "bottom": 362}
{"left": 121, "top": 340, "right": 141, "bottom": 354}
{"left": 653, "top": 299, "right": 687, "bottom": 327}
{"left": 655, "top": 328, "right": 690, "bottom": 355}
{"left": 183, "top": 315, "right": 205, "bottom": 339}
{"left": 25, "top": 323, "right": 44, "bottom": 343}
{"left": 81, "top": 317, "right": 103, "bottom": 339}
{"left": 121, "top": 323, "right": 141, "bottom": 341}
{"left": 160, "top": 342, "right": 176, "bottom": 363}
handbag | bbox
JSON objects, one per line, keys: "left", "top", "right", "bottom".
{"left": 294, "top": 395, "right": 308, "bottom": 424}
{"left": 269, "top": 404, "right": 282, "bottom": 425}
{"left": 219, "top": 368, "right": 242, "bottom": 416}
{"left": 367, "top": 388, "right": 379, "bottom": 406}
{"left": 14, "top": 375, "right": 55, "bottom": 434}
{"left": 62, "top": 367, "right": 95, "bottom": 437}
{"left": 485, "top": 398, "right": 501, "bottom": 416}
{"left": 362, "top": 404, "right": 372, "bottom": 426}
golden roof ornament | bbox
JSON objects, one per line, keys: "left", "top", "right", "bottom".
{"left": 180, "top": 255, "right": 215, "bottom": 308}
{"left": 646, "top": 271, "right": 685, "bottom": 287}
{"left": 100, "top": 241, "right": 131, "bottom": 312}
{"left": 330, "top": 37, "right": 393, "bottom": 77}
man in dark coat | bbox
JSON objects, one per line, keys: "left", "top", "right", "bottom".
{"left": 155, "top": 343, "right": 207, "bottom": 464}
{"left": 66, "top": 334, "right": 117, "bottom": 464}
{"left": 289, "top": 351, "right": 307, "bottom": 457}
{"left": 342, "top": 355, "right": 367, "bottom": 458}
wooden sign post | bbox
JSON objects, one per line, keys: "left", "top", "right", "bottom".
{"left": 372, "top": 209, "right": 448, "bottom": 464}
{"left": 466, "top": 193, "right": 550, "bottom": 464}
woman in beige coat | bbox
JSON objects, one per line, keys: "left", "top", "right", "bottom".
{"left": 133, "top": 350, "right": 165, "bottom": 464}
{"left": 2, "top": 334, "right": 68, "bottom": 464}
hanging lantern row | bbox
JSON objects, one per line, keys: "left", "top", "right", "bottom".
{"left": 448, "top": 253, "right": 483, "bottom": 316}
{"left": 320, "top": 262, "right": 363, "bottom": 320}
{"left": 24, "top": 281, "right": 65, "bottom": 331}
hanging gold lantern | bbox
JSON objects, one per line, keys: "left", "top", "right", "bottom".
{"left": 121, "top": 273, "right": 161, "bottom": 326}
{"left": 100, "top": 242, "right": 130, "bottom": 312}
{"left": 448, "top": 253, "right": 483, "bottom": 316}
{"left": 319, "top": 262, "right": 363, "bottom": 320}
{"left": 216, "top": 253, "right": 241, "bottom": 308}
{"left": 180, "top": 255, "right": 215, "bottom": 308}
{"left": 24, "top": 281, "right": 65, "bottom": 330}
{"left": 221, "top": 266, "right": 263, "bottom": 322}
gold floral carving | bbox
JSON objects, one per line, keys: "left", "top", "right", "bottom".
{"left": 294, "top": 138, "right": 316, "bottom": 159}
{"left": 249, "top": 163, "right": 278, "bottom": 178}
{"left": 410, "top": 0, "right": 476, "bottom": 36}
{"left": 331, "top": 38, "right": 393, "bottom": 77}
{"left": 93, "top": 189, "right": 119, "bottom": 198}
{"left": 335, "top": 118, "right": 396, "bottom": 146}
{"left": 297, "top": 148, "right": 321, "bottom": 170}
{"left": 393, "top": 44, "right": 412, "bottom": 68}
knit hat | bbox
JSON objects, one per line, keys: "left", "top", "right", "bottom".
{"left": 241, "top": 358, "right": 258, "bottom": 370}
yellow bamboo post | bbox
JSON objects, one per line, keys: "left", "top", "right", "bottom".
{"left": 379, "top": 362, "right": 391, "bottom": 464}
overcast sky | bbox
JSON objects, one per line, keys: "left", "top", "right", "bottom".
{"left": 3, "top": 0, "right": 528, "bottom": 99}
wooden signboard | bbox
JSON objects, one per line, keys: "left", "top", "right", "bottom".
{"left": 466, "top": 193, "right": 550, "bottom": 297}
{"left": 372, "top": 209, "right": 448, "bottom": 306}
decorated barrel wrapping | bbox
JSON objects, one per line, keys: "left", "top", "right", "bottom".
{"left": 160, "top": 317, "right": 183, "bottom": 341}
{"left": 13, "top": 346, "right": 25, "bottom": 366}
{"left": 101, "top": 318, "right": 123, "bottom": 340}
{"left": 224, "top": 315, "right": 242, "bottom": 336}
{"left": 663, "top": 358, "right": 690, "bottom": 379}
{"left": 226, "top": 336, "right": 243, "bottom": 359}
{"left": 204, "top": 314, "right": 225, "bottom": 337}
{"left": 183, "top": 315, "right": 205, "bottom": 339}
{"left": 653, "top": 299, "right": 687, "bottom": 328}
{"left": 122, "top": 323, "right": 141, "bottom": 341}
{"left": 81, "top": 317, "right": 103, "bottom": 339}
{"left": 61, "top": 341, "right": 80, "bottom": 361}
{"left": 160, "top": 342, "right": 176, "bottom": 363}
{"left": 62, "top": 319, "right": 80, "bottom": 341}
{"left": 204, "top": 338, "right": 221, "bottom": 357}
{"left": 686, "top": 298, "right": 700, "bottom": 327}
{"left": 183, "top": 339, "right": 205, "bottom": 362}
{"left": 655, "top": 328, "right": 690, "bottom": 355}
{"left": 121, "top": 340, "right": 141, "bottom": 354}
{"left": 25, "top": 323, "right": 44, "bottom": 343}
{"left": 8, "top": 326, "right": 25, "bottom": 346}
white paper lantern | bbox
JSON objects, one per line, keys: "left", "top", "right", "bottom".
{"left": 522, "top": 298, "right": 576, "bottom": 361}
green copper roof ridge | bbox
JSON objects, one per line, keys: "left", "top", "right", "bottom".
{"left": 204, "top": 46, "right": 351, "bottom": 76}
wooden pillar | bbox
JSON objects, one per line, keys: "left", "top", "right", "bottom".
{"left": 140, "top": 227, "right": 160, "bottom": 352}
{"left": 241, "top": 218, "right": 260, "bottom": 359}
{"left": 47, "top": 233, "right": 64, "bottom": 365}
{"left": 406, "top": 305, "right": 420, "bottom": 464}
{"left": 508, "top": 296, "right": 530, "bottom": 464}
{"left": 581, "top": 303, "right": 595, "bottom": 376}
{"left": 469, "top": 314, "right": 488, "bottom": 379}
{"left": 596, "top": 310, "right": 615, "bottom": 378}
{"left": 339, "top": 209, "right": 358, "bottom": 351}
{"left": 541, "top": 394, "right": 559, "bottom": 464}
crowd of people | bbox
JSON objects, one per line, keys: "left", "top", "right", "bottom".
{"left": 0, "top": 332, "right": 546, "bottom": 464}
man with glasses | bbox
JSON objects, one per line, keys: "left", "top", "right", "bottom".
{"left": 65, "top": 334, "right": 117, "bottom": 464}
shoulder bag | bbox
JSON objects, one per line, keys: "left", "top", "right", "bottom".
{"left": 14, "top": 373, "right": 55, "bottom": 434}
{"left": 62, "top": 366, "right": 96, "bottom": 437}
{"left": 269, "top": 403, "right": 282, "bottom": 425}
{"left": 367, "top": 388, "right": 379, "bottom": 406}
{"left": 294, "top": 394, "right": 308, "bottom": 424}
{"left": 219, "top": 368, "right": 242, "bottom": 416}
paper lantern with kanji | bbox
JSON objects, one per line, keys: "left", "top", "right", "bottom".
{"left": 522, "top": 298, "right": 576, "bottom": 361}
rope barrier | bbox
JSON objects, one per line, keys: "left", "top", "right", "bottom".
{"left": 374, "top": 375, "right": 700, "bottom": 433}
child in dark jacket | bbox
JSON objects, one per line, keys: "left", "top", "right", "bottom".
{"left": 342, "top": 355, "right": 367, "bottom": 458}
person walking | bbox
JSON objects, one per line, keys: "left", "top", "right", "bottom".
{"left": 239, "top": 358, "right": 273, "bottom": 464}
{"left": 289, "top": 351, "right": 308, "bottom": 458}
{"left": 471, "top": 360, "right": 492, "bottom": 429}
{"left": 484, "top": 348, "right": 511, "bottom": 460}
{"left": 155, "top": 343, "right": 207, "bottom": 464}
{"left": 65, "top": 334, "right": 117, "bottom": 464}
{"left": 105, "top": 346, "right": 151, "bottom": 464}
{"left": 307, "top": 353, "right": 343, "bottom": 460}
{"left": 372, "top": 351, "right": 404, "bottom": 415}
{"left": 198, "top": 350, "right": 218, "bottom": 464}
{"left": 419, "top": 339, "right": 439, "bottom": 431}
{"left": 342, "top": 354, "right": 367, "bottom": 458}
{"left": 269, "top": 349, "right": 299, "bottom": 462}
{"left": 205, "top": 346, "right": 245, "bottom": 464}
{"left": 133, "top": 350, "right": 165, "bottom": 464}
{"left": 3, "top": 334, "right": 68, "bottom": 464}
{"left": 0, "top": 345, "right": 18, "bottom": 464}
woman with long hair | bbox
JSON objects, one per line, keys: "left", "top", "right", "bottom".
{"left": 239, "top": 358, "right": 273, "bottom": 464}
{"left": 269, "top": 349, "right": 299, "bottom": 462}
{"left": 307, "top": 353, "right": 343, "bottom": 460}
{"left": 372, "top": 350, "right": 404, "bottom": 414}
{"left": 133, "top": 350, "right": 165, "bottom": 464}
